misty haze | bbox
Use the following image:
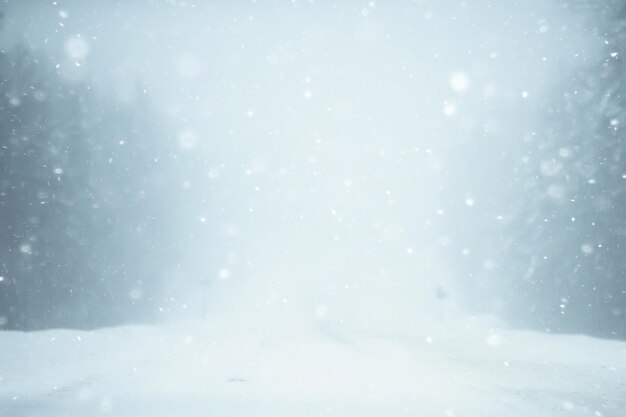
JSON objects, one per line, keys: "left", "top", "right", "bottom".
{"left": 0, "top": 0, "right": 625, "bottom": 416}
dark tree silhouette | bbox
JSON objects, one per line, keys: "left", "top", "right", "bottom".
{"left": 498, "top": 0, "right": 626, "bottom": 338}
{"left": 0, "top": 44, "right": 180, "bottom": 330}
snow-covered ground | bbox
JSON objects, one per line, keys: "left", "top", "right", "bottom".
{"left": 1, "top": 316, "right": 625, "bottom": 417}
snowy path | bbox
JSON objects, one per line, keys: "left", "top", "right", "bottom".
{"left": 1, "top": 317, "right": 625, "bottom": 417}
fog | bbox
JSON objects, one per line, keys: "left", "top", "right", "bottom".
{"left": 1, "top": 0, "right": 624, "bottom": 336}
{"left": 3, "top": 1, "right": 626, "bottom": 415}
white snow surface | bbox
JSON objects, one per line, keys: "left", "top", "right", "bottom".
{"left": 1, "top": 316, "right": 625, "bottom": 417}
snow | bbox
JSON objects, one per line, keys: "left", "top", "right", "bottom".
{"left": 1, "top": 316, "right": 625, "bottom": 416}
{"left": 64, "top": 36, "right": 89, "bottom": 61}
{"left": 443, "top": 102, "right": 457, "bottom": 117}
{"left": 178, "top": 130, "right": 199, "bottom": 150}
{"left": 449, "top": 72, "right": 470, "bottom": 93}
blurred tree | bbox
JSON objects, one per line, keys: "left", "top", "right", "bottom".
{"left": 0, "top": 45, "right": 95, "bottom": 329}
{"left": 87, "top": 88, "right": 181, "bottom": 325}
{"left": 0, "top": 43, "right": 179, "bottom": 330}
{"left": 498, "top": 0, "right": 626, "bottom": 338}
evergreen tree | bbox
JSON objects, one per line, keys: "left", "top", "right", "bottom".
{"left": 0, "top": 44, "right": 179, "bottom": 330}
{"left": 500, "top": 0, "right": 626, "bottom": 338}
